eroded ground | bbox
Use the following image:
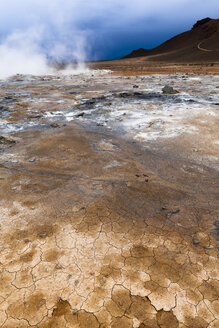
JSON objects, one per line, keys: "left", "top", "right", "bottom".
{"left": 0, "top": 71, "right": 219, "bottom": 327}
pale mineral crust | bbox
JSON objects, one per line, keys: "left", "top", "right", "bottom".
{"left": 0, "top": 71, "right": 218, "bottom": 327}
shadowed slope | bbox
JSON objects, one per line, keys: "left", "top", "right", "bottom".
{"left": 124, "top": 18, "right": 219, "bottom": 63}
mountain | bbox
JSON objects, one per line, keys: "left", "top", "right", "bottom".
{"left": 124, "top": 18, "right": 219, "bottom": 63}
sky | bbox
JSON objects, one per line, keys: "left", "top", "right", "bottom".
{"left": 0, "top": 0, "right": 218, "bottom": 64}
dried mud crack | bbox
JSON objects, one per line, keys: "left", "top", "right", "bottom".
{"left": 0, "top": 72, "right": 218, "bottom": 328}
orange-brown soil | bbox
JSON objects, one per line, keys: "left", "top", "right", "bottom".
{"left": 90, "top": 59, "right": 219, "bottom": 75}
{"left": 0, "top": 121, "right": 219, "bottom": 327}
{"left": 0, "top": 70, "right": 218, "bottom": 327}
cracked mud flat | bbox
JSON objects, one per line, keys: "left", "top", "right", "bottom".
{"left": 0, "top": 71, "right": 219, "bottom": 327}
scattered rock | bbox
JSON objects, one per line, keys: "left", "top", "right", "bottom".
{"left": 133, "top": 85, "right": 139, "bottom": 88}
{"left": 28, "top": 157, "right": 36, "bottom": 162}
{"left": 28, "top": 114, "right": 42, "bottom": 119}
{"left": 214, "top": 221, "right": 219, "bottom": 228}
{"left": 0, "top": 136, "right": 16, "bottom": 145}
{"left": 104, "top": 160, "right": 125, "bottom": 169}
{"left": 133, "top": 92, "right": 143, "bottom": 97}
{"left": 211, "top": 221, "right": 219, "bottom": 241}
{"left": 2, "top": 97, "right": 17, "bottom": 104}
{"left": 0, "top": 106, "right": 10, "bottom": 118}
{"left": 162, "top": 85, "right": 179, "bottom": 94}
{"left": 76, "top": 112, "right": 85, "bottom": 118}
{"left": 37, "top": 231, "right": 48, "bottom": 238}
{"left": 93, "top": 140, "right": 119, "bottom": 152}
{"left": 119, "top": 92, "right": 130, "bottom": 98}
{"left": 85, "top": 100, "right": 96, "bottom": 106}
{"left": 193, "top": 240, "right": 200, "bottom": 245}
{"left": 167, "top": 209, "right": 180, "bottom": 217}
{"left": 55, "top": 264, "right": 63, "bottom": 270}
{"left": 187, "top": 99, "right": 196, "bottom": 103}
{"left": 50, "top": 123, "right": 60, "bottom": 128}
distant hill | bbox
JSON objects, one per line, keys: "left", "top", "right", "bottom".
{"left": 124, "top": 18, "right": 219, "bottom": 63}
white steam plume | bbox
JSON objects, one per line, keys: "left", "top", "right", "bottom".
{"left": 0, "top": 5, "right": 90, "bottom": 79}
{"left": 0, "top": 27, "right": 52, "bottom": 78}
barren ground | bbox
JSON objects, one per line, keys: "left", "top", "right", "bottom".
{"left": 0, "top": 69, "right": 218, "bottom": 327}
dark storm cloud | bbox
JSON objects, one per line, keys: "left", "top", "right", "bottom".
{"left": 0, "top": 0, "right": 218, "bottom": 63}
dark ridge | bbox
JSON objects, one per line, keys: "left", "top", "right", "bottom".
{"left": 192, "top": 17, "right": 212, "bottom": 30}
{"left": 125, "top": 48, "right": 150, "bottom": 58}
{"left": 123, "top": 18, "right": 219, "bottom": 63}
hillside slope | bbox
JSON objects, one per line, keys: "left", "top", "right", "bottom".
{"left": 124, "top": 18, "right": 219, "bottom": 63}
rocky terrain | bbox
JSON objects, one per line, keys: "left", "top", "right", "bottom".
{"left": 0, "top": 70, "right": 218, "bottom": 327}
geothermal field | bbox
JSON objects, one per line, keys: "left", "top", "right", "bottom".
{"left": 0, "top": 69, "right": 218, "bottom": 327}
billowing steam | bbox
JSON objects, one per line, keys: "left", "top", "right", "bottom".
{"left": 0, "top": 0, "right": 218, "bottom": 78}
{"left": 0, "top": 26, "right": 89, "bottom": 78}
{"left": 0, "top": 28, "right": 50, "bottom": 78}
{"left": 0, "top": 1, "right": 90, "bottom": 78}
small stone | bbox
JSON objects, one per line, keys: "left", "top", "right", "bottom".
{"left": 50, "top": 123, "right": 60, "bottom": 128}
{"left": 76, "top": 112, "right": 85, "bottom": 118}
{"left": 28, "top": 157, "right": 36, "bottom": 162}
{"left": 37, "top": 231, "right": 48, "bottom": 238}
{"left": 167, "top": 209, "right": 180, "bottom": 217}
{"left": 133, "top": 85, "right": 139, "bottom": 88}
{"left": 193, "top": 240, "right": 200, "bottom": 245}
{"left": 214, "top": 221, "right": 219, "bottom": 228}
{"left": 55, "top": 264, "right": 63, "bottom": 270}
{"left": 0, "top": 136, "right": 16, "bottom": 145}
{"left": 162, "top": 85, "right": 179, "bottom": 94}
